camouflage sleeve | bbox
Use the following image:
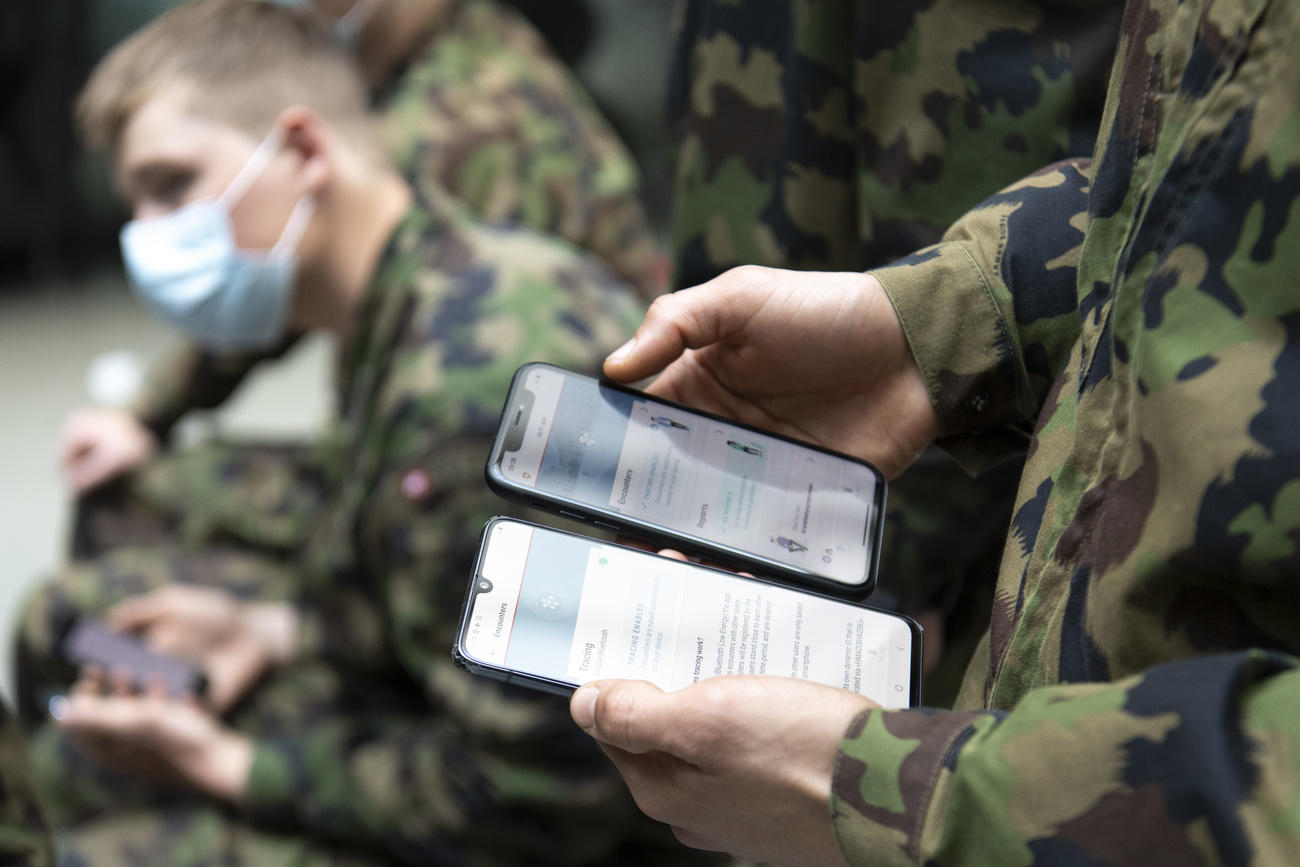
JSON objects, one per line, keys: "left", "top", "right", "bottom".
{"left": 0, "top": 703, "right": 54, "bottom": 866}
{"left": 871, "top": 159, "right": 1094, "bottom": 472}
{"left": 831, "top": 649, "right": 1300, "bottom": 866}
{"left": 130, "top": 335, "right": 300, "bottom": 439}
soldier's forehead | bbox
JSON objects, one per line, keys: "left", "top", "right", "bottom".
{"left": 115, "top": 95, "right": 254, "bottom": 181}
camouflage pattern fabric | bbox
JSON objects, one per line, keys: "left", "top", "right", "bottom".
{"left": 24, "top": 805, "right": 382, "bottom": 867}
{"left": 830, "top": 0, "right": 1300, "bottom": 862}
{"left": 668, "top": 0, "right": 1123, "bottom": 702}
{"left": 667, "top": 0, "right": 1123, "bottom": 286}
{"left": 18, "top": 194, "right": 720, "bottom": 866}
{"left": 69, "top": 439, "right": 334, "bottom": 560}
{"left": 0, "top": 702, "right": 53, "bottom": 866}
{"left": 380, "top": 0, "right": 664, "bottom": 300}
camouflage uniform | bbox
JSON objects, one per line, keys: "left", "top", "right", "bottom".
{"left": 830, "top": 0, "right": 1300, "bottom": 862}
{"left": 19, "top": 194, "right": 719, "bottom": 866}
{"left": 666, "top": 1, "right": 1124, "bottom": 701}
{"left": 0, "top": 702, "right": 53, "bottom": 866}
{"left": 380, "top": 0, "right": 664, "bottom": 299}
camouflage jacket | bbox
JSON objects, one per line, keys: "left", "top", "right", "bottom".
{"left": 0, "top": 703, "right": 53, "bottom": 866}
{"left": 130, "top": 0, "right": 659, "bottom": 439}
{"left": 231, "top": 199, "right": 676, "bottom": 865}
{"left": 832, "top": 0, "right": 1300, "bottom": 863}
{"left": 667, "top": 0, "right": 1123, "bottom": 290}
{"left": 380, "top": 0, "right": 662, "bottom": 298}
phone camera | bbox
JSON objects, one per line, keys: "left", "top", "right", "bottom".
{"left": 478, "top": 579, "right": 493, "bottom": 593}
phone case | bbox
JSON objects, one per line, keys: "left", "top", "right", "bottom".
{"left": 484, "top": 362, "right": 888, "bottom": 600}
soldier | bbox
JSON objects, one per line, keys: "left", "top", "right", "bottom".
{"left": 17, "top": 2, "right": 718, "bottom": 863}
{"left": 572, "top": 0, "right": 1300, "bottom": 863}
{"left": 58, "top": 0, "right": 662, "bottom": 573}
{"left": 665, "top": 0, "right": 1126, "bottom": 702}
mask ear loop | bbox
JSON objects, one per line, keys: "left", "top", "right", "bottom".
{"left": 270, "top": 195, "right": 316, "bottom": 259}
{"left": 218, "top": 127, "right": 286, "bottom": 211}
{"left": 219, "top": 125, "right": 314, "bottom": 257}
{"left": 334, "top": 0, "right": 381, "bottom": 42}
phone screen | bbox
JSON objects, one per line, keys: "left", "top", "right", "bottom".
{"left": 492, "top": 364, "right": 883, "bottom": 588}
{"left": 460, "top": 520, "right": 915, "bottom": 706}
{"left": 61, "top": 619, "right": 206, "bottom": 698}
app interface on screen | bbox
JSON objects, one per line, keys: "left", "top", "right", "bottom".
{"left": 464, "top": 522, "right": 913, "bottom": 706}
{"left": 498, "top": 365, "right": 880, "bottom": 585}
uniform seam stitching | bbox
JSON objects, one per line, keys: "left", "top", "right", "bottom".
{"left": 954, "top": 242, "right": 1034, "bottom": 424}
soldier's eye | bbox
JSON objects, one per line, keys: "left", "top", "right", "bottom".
{"left": 152, "top": 170, "right": 196, "bottom": 206}
{"left": 157, "top": 171, "right": 195, "bottom": 207}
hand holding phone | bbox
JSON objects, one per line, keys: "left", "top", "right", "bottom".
{"left": 603, "top": 267, "right": 938, "bottom": 481}
{"left": 569, "top": 674, "right": 874, "bottom": 867}
{"left": 455, "top": 519, "right": 921, "bottom": 706}
{"left": 487, "top": 363, "right": 888, "bottom": 596}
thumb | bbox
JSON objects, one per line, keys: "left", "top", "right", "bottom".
{"left": 604, "top": 273, "right": 747, "bottom": 383}
{"left": 571, "top": 680, "right": 675, "bottom": 755}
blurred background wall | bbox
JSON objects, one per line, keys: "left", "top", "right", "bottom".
{"left": 0, "top": 0, "right": 677, "bottom": 696}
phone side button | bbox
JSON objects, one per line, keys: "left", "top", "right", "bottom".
{"left": 592, "top": 521, "right": 620, "bottom": 532}
{"left": 557, "top": 510, "right": 585, "bottom": 523}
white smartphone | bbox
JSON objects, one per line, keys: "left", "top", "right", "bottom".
{"left": 454, "top": 518, "right": 921, "bottom": 706}
{"left": 485, "top": 362, "right": 888, "bottom": 597}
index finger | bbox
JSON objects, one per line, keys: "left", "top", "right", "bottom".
{"left": 604, "top": 270, "right": 760, "bottom": 384}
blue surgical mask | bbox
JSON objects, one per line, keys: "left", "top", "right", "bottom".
{"left": 120, "top": 129, "right": 315, "bottom": 350}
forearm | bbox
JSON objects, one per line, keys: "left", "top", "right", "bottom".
{"left": 832, "top": 650, "right": 1300, "bottom": 866}
{"left": 131, "top": 335, "right": 299, "bottom": 439}
{"left": 872, "top": 159, "right": 1093, "bottom": 471}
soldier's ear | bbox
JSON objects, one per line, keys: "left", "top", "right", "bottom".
{"left": 275, "top": 105, "right": 333, "bottom": 197}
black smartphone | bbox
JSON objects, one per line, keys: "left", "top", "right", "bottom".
{"left": 60, "top": 618, "right": 208, "bottom": 699}
{"left": 486, "top": 362, "right": 888, "bottom": 597}
{"left": 453, "top": 518, "right": 922, "bottom": 705}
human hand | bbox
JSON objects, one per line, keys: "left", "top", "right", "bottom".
{"left": 605, "top": 266, "right": 937, "bottom": 479}
{"left": 58, "top": 407, "right": 158, "bottom": 492}
{"left": 54, "top": 674, "right": 253, "bottom": 802}
{"left": 570, "top": 675, "right": 876, "bottom": 866}
{"left": 109, "top": 587, "right": 299, "bottom": 713}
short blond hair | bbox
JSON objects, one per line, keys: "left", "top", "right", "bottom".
{"left": 77, "top": 0, "right": 373, "bottom": 152}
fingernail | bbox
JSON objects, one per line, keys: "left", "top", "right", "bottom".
{"left": 48, "top": 696, "right": 68, "bottom": 721}
{"left": 572, "top": 686, "right": 598, "bottom": 730}
{"left": 608, "top": 338, "right": 636, "bottom": 363}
